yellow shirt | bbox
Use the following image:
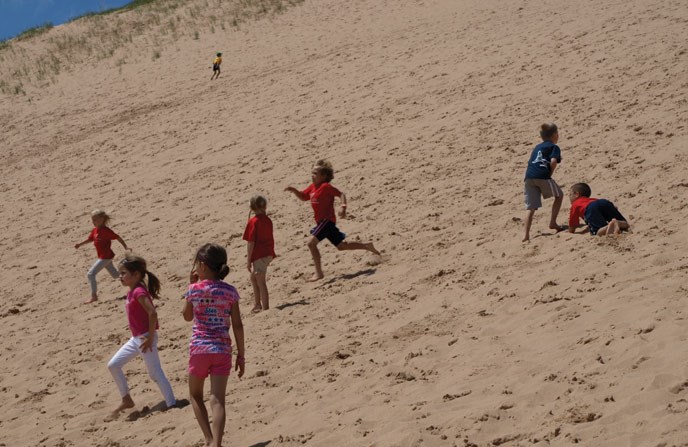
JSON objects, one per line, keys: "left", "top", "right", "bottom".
{"left": 213, "top": 56, "right": 222, "bottom": 65}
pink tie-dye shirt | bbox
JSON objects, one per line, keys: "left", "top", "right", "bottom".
{"left": 185, "top": 279, "right": 240, "bottom": 355}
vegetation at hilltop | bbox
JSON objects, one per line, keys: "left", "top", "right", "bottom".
{"left": 0, "top": 0, "right": 303, "bottom": 95}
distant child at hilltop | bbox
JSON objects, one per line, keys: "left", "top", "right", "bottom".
{"left": 285, "top": 159, "right": 380, "bottom": 282}
{"left": 243, "top": 195, "right": 276, "bottom": 313}
{"left": 108, "top": 254, "right": 177, "bottom": 418}
{"left": 183, "top": 243, "right": 245, "bottom": 447}
{"left": 74, "top": 209, "right": 129, "bottom": 304}
{"left": 568, "top": 183, "right": 630, "bottom": 236}
{"left": 211, "top": 52, "right": 222, "bottom": 80}
{"left": 522, "top": 123, "right": 565, "bottom": 242}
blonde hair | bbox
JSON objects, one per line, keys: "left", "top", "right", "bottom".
{"left": 314, "top": 159, "right": 334, "bottom": 182}
{"left": 249, "top": 195, "right": 268, "bottom": 216}
{"left": 91, "top": 209, "right": 111, "bottom": 224}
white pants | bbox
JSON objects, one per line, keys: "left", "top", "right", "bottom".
{"left": 87, "top": 258, "right": 119, "bottom": 294}
{"left": 107, "top": 332, "right": 176, "bottom": 408}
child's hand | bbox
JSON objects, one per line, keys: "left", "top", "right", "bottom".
{"left": 246, "top": 261, "right": 252, "bottom": 273}
{"left": 140, "top": 336, "right": 153, "bottom": 353}
{"left": 338, "top": 206, "right": 347, "bottom": 218}
{"left": 236, "top": 355, "right": 245, "bottom": 378}
{"left": 189, "top": 270, "right": 199, "bottom": 284}
{"left": 74, "top": 243, "right": 80, "bottom": 249}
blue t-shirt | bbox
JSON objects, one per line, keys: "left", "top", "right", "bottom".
{"left": 524, "top": 141, "right": 562, "bottom": 179}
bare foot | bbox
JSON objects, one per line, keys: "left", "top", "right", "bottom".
{"left": 111, "top": 395, "right": 135, "bottom": 418}
{"left": 306, "top": 273, "right": 324, "bottom": 282}
{"left": 251, "top": 306, "right": 262, "bottom": 314}
{"left": 522, "top": 236, "right": 530, "bottom": 242}
{"left": 549, "top": 224, "right": 566, "bottom": 233}
{"left": 84, "top": 296, "right": 98, "bottom": 304}
{"left": 366, "top": 243, "right": 381, "bottom": 256}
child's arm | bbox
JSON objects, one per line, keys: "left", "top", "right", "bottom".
{"left": 138, "top": 296, "right": 158, "bottom": 352}
{"left": 338, "top": 192, "right": 348, "bottom": 218}
{"left": 74, "top": 238, "right": 90, "bottom": 249}
{"left": 116, "top": 236, "right": 129, "bottom": 251}
{"left": 246, "top": 241, "right": 255, "bottom": 272}
{"left": 549, "top": 158, "right": 559, "bottom": 175}
{"left": 182, "top": 300, "right": 194, "bottom": 321}
{"left": 230, "top": 301, "right": 245, "bottom": 378}
{"left": 284, "top": 186, "right": 309, "bottom": 201}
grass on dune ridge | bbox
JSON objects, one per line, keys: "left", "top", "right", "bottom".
{"left": 0, "top": 0, "right": 304, "bottom": 96}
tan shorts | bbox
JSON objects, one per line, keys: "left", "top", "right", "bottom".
{"left": 524, "top": 178, "right": 563, "bottom": 210}
{"left": 252, "top": 256, "right": 273, "bottom": 274}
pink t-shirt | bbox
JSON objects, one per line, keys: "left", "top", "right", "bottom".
{"left": 302, "top": 182, "right": 342, "bottom": 223}
{"left": 185, "top": 280, "right": 240, "bottom": 355}
{"left": 126, "top": 285, "right": 158, "bottom": 337}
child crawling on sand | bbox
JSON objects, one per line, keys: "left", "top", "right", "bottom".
{"left": 568, "top": 183, "right": 630, "bottom": 236}
{"left": 285, "top": 160, "right": 380, "bottom": 281}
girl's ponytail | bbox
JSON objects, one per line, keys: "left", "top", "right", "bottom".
{"left": 194, "top": 243, "right": 230, "bottom": 280}
{"left": 146, "top": 271, "right": 161, "bottom": 299}
{"left": 119, "top": 254, "right": 162, "bottom": 299}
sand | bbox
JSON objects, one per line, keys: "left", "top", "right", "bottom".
{"left": 0, "top": 0, "right": 687, "bottom": 445}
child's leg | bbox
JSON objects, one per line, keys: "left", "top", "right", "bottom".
{"left": 523, "top": 209, "right": 536, "bottom": 242}
{"left": 86, "top": 259, "right": 109, "bottom": 303}
{"left": 249, "top": 272, "right": 262, "bottom": 312}
{"left": 189, "top": 374, "right": 213, "bottom": 446}
{"left": 209, "top": 374, "right": 229, "bottom": 447}
{"left": 140, "top": 333, "right": 176, "bottom": 408}
{"left": 307, "top": 236, "right": 324, "bottom": 281}
{"left": 336, "top": 240, "right": 381, "bottom": 256}
{"left": 549, "top": 195, "right": 564, "bottom": 230}
{"left": 255, "top": 272, "right": 270, "bottom": 309}
{"left": 107, "top": 337, "right": 140, "bottom": 413}
{"left": 105, "top": 259, "right": 119, "bottom": 279}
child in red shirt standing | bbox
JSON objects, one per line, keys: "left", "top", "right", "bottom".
{"left": 74, "top": 209, "right": 129, "bottom": 304}
{"left": 285, "top": 159, "right": 380, "bottom": 282}
{"left": 568, "top": 183, "right": 630, "bottom": 236}
{"left": 243, "top": 195, "right": 276, "bottom": 312}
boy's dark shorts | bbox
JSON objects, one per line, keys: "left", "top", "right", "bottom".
{"left": 311, "top": 220, "right": 346, "bottom": 246}
{"left": 213, "top": 64, "right": 220, "bottom": 71}
{"left": 584, "top": 199, "right": 626, "bottom": 235}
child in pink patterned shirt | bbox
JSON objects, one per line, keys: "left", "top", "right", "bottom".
{"left": 182, "top": 243, "right": 245, "bottom": 447}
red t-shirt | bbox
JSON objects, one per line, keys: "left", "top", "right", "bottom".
{"left": 126, "top": 285, "right": 158, "bottom": 337}
{"left": 569, "top": 197, "right": 597, "bottom": 229}
{"left": 88, "top": 226, "right": 119, "bottom": 259}
{"left": 302, "top": 182, "right": 342, "bottom": 223}
{"left": 242, "top": 214, "right": 276, "bottom": 262}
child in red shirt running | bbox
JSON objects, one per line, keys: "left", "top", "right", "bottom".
{"left": 74, "top": 209, "right": 129, "bottom": 304}
{"left": 568, "top": 183, "right": 630, "bottom": 236}
{"left": 285, "top": 159, "right": 380, "bottom": 282}
{"left": 243, "top": 195, "right": 276, "bottom": 312}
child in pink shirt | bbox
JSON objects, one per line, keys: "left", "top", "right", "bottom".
{"left": 182, "top": 243, "right": 245, "bottom": 447}
{"left": 285, "top": 159, "right": 380, "bottom": 281}
{"left": 107, "top": 254, "right": 176, "bottom": 418}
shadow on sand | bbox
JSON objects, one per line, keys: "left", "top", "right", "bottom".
{"left": 126, "top": 398, "right": 190, "bottom": 421}
{"left": 322, "top": 268, "right": 377, "bottom": 285}
{"left": 276, "top": 299, "right": 310, "bottom": 310}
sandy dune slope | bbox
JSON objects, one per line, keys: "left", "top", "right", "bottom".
{"left": 0, "top": 0, "right": 687, "bottom": 445}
